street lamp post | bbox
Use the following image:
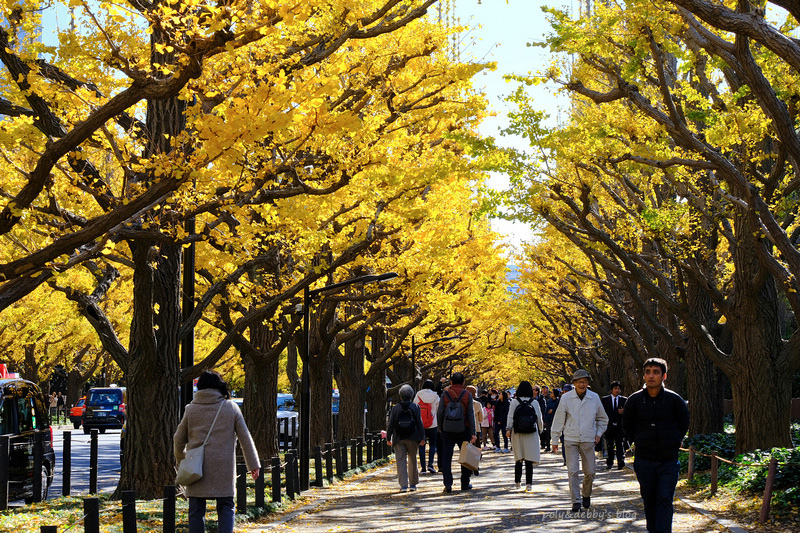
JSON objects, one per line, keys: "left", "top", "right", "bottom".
{"left": 300, "top": 272, "right": 398, "bottom": 491}
{"left": 410, "top": 335, "right": 462, "bottom": 391}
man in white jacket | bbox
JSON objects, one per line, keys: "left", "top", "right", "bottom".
{"left": 551, "top": 369, "right": 609, "bottom": 512}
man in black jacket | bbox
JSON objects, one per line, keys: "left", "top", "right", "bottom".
{"left": 623, "top": 358, "right": 689, "bottom": 533}
{"left": 601, "top": 381, "right": 627, "bottom": 470}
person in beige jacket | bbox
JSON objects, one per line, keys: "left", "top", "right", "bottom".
{"left": 551, "top": 369, "right": 608, "bottom": 512}
{"left": 174, "top": 370, "right": 260, "bottom": 533}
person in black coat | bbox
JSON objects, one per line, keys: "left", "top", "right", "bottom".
{"left": 493, "top": 390, "right": 511, "bottom": 452}
{"left": 623, "top": 358, "right": 689, "bottom": 533}
{"left": 601, "top": 381, "right": 628, "bottom": 469}
{"left": 387, "top": 384, "right": 425, "bottom": 492}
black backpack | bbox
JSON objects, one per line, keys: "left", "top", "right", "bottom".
{"left": 396, "top": 402, "right": 416, "bottom": 438}
{"left": 442, "top": 390, "right": 467, "bottom": 433}
{"left": 513, "top": 398, "right": 538, "bottom": 434}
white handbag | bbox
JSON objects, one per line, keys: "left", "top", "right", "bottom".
{"left": 176, "top": 401, "right": 225, "bottom": 486}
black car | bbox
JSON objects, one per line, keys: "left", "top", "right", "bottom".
{"left": 82, "top": 387, "right": 126, "bottom": 434}
{"left": 0, "top": 378, "right": 56, "bottom": 502}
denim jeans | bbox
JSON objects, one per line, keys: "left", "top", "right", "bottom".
{"left": 418, "top": 427, "right": 438, "bottom": 470}
{"left": 188, "top": 496, "right": 234, "bottom": 533}
{"left": 633, "top": 458, "right": 680, "bottom": 533}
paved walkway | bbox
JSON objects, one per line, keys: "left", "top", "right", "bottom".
{"left": 245, "top": 447, "right": 733, "bottom": 532}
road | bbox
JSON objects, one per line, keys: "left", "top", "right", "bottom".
{"left": 49, "top": 427, "right": 122, "bottom": 498}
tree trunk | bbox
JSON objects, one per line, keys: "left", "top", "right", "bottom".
{"left": 336, "top": 333, "right": 365, "bottom": 440}
{"left": 365, "top": 329, "right": 388, "bottom": 432}
{"left": 726, "top": 215, "right": 792, "bottom": 452}
{"left": 117, "top": 240, "right": 182, "bottom": 499}
{"left": 243, "top": 322, "right": 279, "bottom": 460}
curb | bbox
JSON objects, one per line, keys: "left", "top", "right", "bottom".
{"left": 676, "top": 496, "right": 749, "bottom": 533}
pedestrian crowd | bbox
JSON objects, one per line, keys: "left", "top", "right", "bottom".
{"left": 385, "top": 358, "right": 689, "bottom": 533}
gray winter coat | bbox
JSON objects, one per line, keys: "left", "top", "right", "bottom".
{"left": 173, "top": 389, "right": 260, "bottom": 498}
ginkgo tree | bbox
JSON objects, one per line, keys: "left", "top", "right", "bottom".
{"left": 0, "top": 0, "right": 506, "bottom": 497}
{"left": 501, "top": 0, "right": 800, "bottom": 451}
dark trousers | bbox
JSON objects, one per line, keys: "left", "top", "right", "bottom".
{"left": 419, "top": 427, "right": 438, "bottom": 471}
{"left": 634, "top": 458, "right": 680, "bottom": 533}
{"left": 605, "top": 427, "right": 625, "bottom": 467}
{"left": 541, "top": 424, "right": 552, "bottom": 449}
{"left": 514, "top": 460, "right": 533, "bottom": 485}
{"left": 188, "top": 496, "right": 234, "bottom": 533}
{"left": 493, "top": 423, "right": 508, "bottom": 448}
{"left": 439, "top": 431, "right": 473, "bottom": 489}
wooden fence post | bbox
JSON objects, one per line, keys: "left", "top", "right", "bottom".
{"left": 62, "top": 431, "right": 71, "bottom": 497}
{"left": 255, "top": 460, "right": 265, "bottom": 508}
{"left": 759, "top": 457, "right": 779, "bottom": 524}
{"left": 236, "top": 463, "right": 247, "bottom": 513}
{"left": 366, "top": 434, "right": 373, "bottom": 463}
{"left": 325, "top": 443, "right": 333, "bottom": 482}
{"left": 710, "top": 454, "right": 718, "bottom": 496}
{"left": 687, "top": 446, "right": 695, "bottom": 482}
{"left": 89, "top": 429, "right": 99, "bottom": 494}
{"left": 121, "top": 490, "right": 137, "bottom": 533}
{"left": 163, "top": 485, "right": 176, "bottom": 533}
{"left": 314, "top": 446, "right": 323, "bottom": 487}
{"left": 271, "top": 456, "right": 281, "bottom": 503}
{"left": 84, "top": 497, "right": 100, "bottom": 533}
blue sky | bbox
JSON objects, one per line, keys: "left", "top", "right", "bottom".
{"left": 454, "top": 0, "right": 570, "bottom": 252}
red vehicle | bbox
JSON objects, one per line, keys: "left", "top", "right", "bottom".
{"left": 69, "top": 397, "right": 86, "bottom": 429}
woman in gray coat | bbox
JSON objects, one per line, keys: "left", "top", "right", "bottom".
{"left": 174, "top": 370, "right": 260, "bottom": 533}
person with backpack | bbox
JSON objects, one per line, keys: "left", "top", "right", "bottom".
{"left": 436, "top": 372, "right": 477, "bottom": 493}
{"left": 387, "top": 384, "right": 425, "bottom": 492}
{"left": 505, "top": 381, "right": 544, "bottom": 491}
{"left": 413, "top": 379, "right": 440, "bottom": 474}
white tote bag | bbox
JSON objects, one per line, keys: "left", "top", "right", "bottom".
{"left": 176, "top": 401, "right": 225, "bottom": 486}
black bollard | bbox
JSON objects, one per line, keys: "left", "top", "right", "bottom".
{"left": 325, "top": 443, "right": 333, "bottom": 481}
{"left": 40, "top": 527, "right": 58, "bottom": 532}
{"left": 89, "top": 429, "right": 99, "bottom": 494}
{"left": 341, "top": 441, "right": 349, "bottom": 472}
{"left": 271, "top": 457, "right": 281, "bottom": 503}
{"left": 334, "top": 442, "right": 343, "bottom": 477}
{"left": 313, "top": 446, "right": 323, "bottom": 487}
{"left": 163, "top": 485, "right": 176, "bottom": 533}
{"left": 350, "top": 439, "right": 358, "bottom": 470}
{"left": 236, "top": 463, "right": 247, "bottom": 514}
{"left": 291, "top": 418, "right": 297, "bottom": 449}
{"left": 255, "top": 460, "right": 265, "bottom": 508}
{"left": 0, "top": 435, "right": 8, "bottom": 511}
{"left": 357, "top": 437, "right": 364, "bottom": 466}
{"left": 366, "top": 434, "right": 373, "bottom": 463}
{"left": 285, "top": 452, "right": 296, "bottom": 499}
{"left": 122, "top": 490, "right": 137, "bottom": 533}
{"left": 62, "top": 431, "right": 71, "bottom": 497}
{"left": 84, "top": 497, "right": 100, "bottom": 533}
{"left": 32, "top": 431, "right": 43, "bottom": 503}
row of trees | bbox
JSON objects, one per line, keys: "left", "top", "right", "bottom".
{"left": 0, "top": 0, "right": 515, "bottom": 498}
{"left": 500, "top": 0, "right": 800, "bottom": 453}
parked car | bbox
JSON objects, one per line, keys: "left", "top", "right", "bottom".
{"left": 0, "top": 378, "right": 56, "bottom": 502}
{"left": 69, "top": 396, "right": 85, "bottom": 429}
{"left": 82, "top": 386, "right": 126, "bottom": 434}
{"left": 277, "top": 393, "right": 298, "bottom": 439}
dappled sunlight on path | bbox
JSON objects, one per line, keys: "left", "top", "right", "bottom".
{"left": 246, "top": 448, "right": 729, "bottom": 532}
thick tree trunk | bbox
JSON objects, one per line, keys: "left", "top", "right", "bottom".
{"left": 336, "top": 333, "right": 365, "bottom": 440}
{"left": 365, "top": 329, "right": 388, "bottom": 432}
{"left": 118, "top": 240, "right": 182, "bottom": 499}
{"left": 726, "top": 216, "right": 792, "bottom": 452}
{"left": 242, "top": 322, "right": 279, "bottom": 460}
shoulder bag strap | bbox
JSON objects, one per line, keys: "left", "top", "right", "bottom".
{"left": 202, "top": 401, "right": 227, "bottom": 447}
